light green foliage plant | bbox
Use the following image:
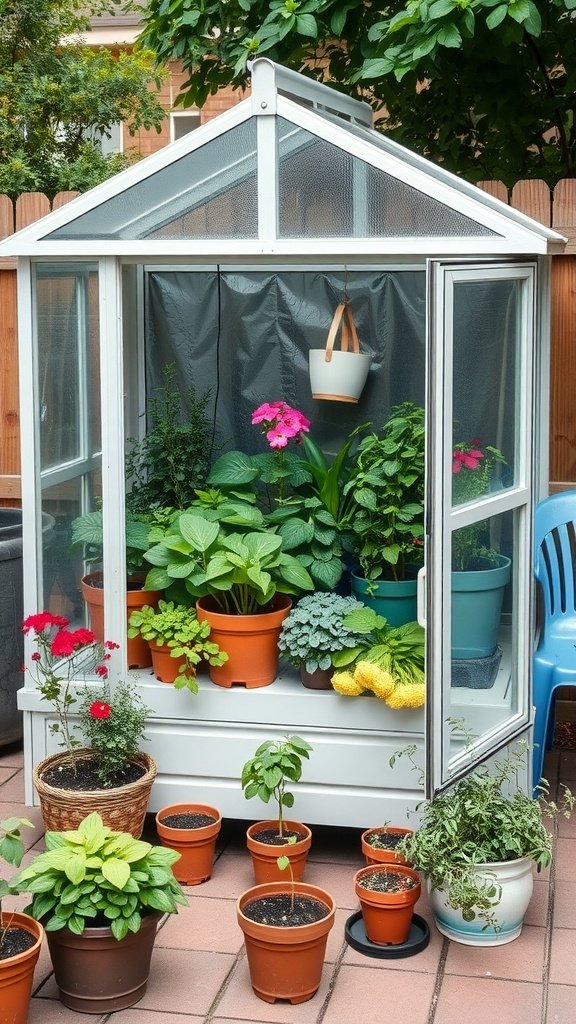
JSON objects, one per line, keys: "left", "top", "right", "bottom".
{"left": 0, "top": 816, "right": 34, "bottom": 945}
{"left": 278, "top": 592, "right": 365, "bottom": 673}
{"left": 77, "top": 682, "right": 150, "bottom": 787}
{"left": 332, "top": 606, "right": 425, "bottom": 686}
{"left": 0, "top": 0, "right": 166, "bottom": 199}
{"left": 139, "top": 0, "right": 576, "bottom": 187}
{"left": 143, "top": 513, "right": 314, "bottom": 615}
{"left": 392, "top": 744, "right": 574, "bottom": 931}
{"left": 127, "top": 600, "right": 228, "bottom": 692}
{"left": 126, "top": 364, "right": 213, "bottom": 516}
{"left": 345, "top": 403, "right": 425, "bottom": 582}
{"left": 241, "top": 735, "right": 313, "bottom": 838}
{"left": 14, "top": 812, "right": 186, "bottom": 941}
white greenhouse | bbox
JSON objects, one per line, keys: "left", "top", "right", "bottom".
{"left": 0, "top": 60, "right": 566, "bottom": 826}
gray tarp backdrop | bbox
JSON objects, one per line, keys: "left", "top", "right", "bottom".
{"left": 144, "top": 269, "right": 427, "bottom": 456}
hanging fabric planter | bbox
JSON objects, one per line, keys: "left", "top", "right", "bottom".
{"left": 309, "top": 301, "right": 371, "bottom": 403}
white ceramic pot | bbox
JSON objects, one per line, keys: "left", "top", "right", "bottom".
{"left": 430, "top": 856, "right": 534, "bottom": 946}
{"left": 309, "top": 349, "right": 371, "bottom": 403}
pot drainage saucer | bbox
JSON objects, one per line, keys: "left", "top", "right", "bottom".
{"left": 344, "top": 911, "right": 430, "bottom": 959}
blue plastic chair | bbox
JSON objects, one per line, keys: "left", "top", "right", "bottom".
{"left": 533, "top": 490, "right": 576, "bottom": 792}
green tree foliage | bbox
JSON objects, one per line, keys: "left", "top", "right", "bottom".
{"left": 138, "top": 0, "right": 576, "bottom": 186}
{"left": 0, "top": 0, "right": 166, "bottom": 198}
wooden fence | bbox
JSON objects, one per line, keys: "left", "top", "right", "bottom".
{"left": 1, "top": 182, "right": 576, "bottom": 503}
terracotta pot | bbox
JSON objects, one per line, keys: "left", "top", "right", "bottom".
{"left": 33, "top": 748, "right": 157, "bottom": 838}
{"left": 155, "top": 803, "right": 222, "bottom": 884}
{"left": 246, "top": 820, "right": 312, "bottom": 884}
{"left": 149, "top": 642, "right": 180, "bottom": 684}
{"left": 196, "top": 594, "right": 291, "bottom": 688}
{"left": 361, "top": 826, "right": 413, "bottom": 867}
{"left": 354, "top": 863, "right": 421, "bottom": 946}
{"left": 81, "top": 571, "right": 161, "bottom": 669}
{"left": 300, "top": 667, "right": 334, "bottom": 690}
{"left": 237, "top": 881, "right": 335, "bottom": 1004}
{"left": 0, "top": 913, "right": 44, "bottom": 1024}
{"left": 46, "top": 910, "right": 162, "bottom": 1013}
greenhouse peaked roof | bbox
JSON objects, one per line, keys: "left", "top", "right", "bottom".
{"left": 0, "top": 59, "right": 566, "bottom": 257}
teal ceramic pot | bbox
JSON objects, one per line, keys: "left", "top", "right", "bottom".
{"left": 451, "top": 555, "right": 512, "bottom": 660}
{"left": 351, "top": 572, "right": 418, "bottom": 627}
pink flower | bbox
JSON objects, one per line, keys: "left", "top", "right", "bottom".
{"left": 22, "top": 612, "right": 69, "bottom": 635}
{"left": 251, "top": 401, "right": 286, "bottom": 424}
{"left": 31, "top": 652, "right": 41, "bottom": 662}
{"left": 279, "top": 409, "right": 310, "bottom": 435}
{"left": 104, "top": 640, "right": 120, "bottom": 650}
{"left": 452, "top": 448, "right": 484, "bottom": 474}
{"left": 89, "top": 701, "right": 111, "bottom": 720}
{"left": 266, "top": 427, "right": 290, "bottom": 449}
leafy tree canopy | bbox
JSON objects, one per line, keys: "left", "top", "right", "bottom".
{"left": 138, "top": 0, "right": 576, "bottom": 186}
{"left": 0, "top": 0, "right": 166, "bottom": 198}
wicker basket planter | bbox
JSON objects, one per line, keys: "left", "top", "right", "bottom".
{"left": 33, "top": 748, "right": 157, "bottom": 838}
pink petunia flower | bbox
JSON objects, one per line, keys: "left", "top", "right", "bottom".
{"left": 266, "top": 427, "right": 290, "bottom": 449}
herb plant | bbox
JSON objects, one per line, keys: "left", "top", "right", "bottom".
{"left": 392, "top": 745, "right": 574, "bottom": 931}
{"left": 128, "top": 600, "right": 228, "bottom": 691}
{"left": 241, "top": 736, "right": 313, "bottom": 839}
{"left": 345, "top": 402, "right": 425, "bottom": 582}
{"left": 278, "top": 592, "right": 365, "bottom": 673}
{"left": 0, "top": 816, "right": 33, "bottom": 950}
{"left": 125, "top": 363, "right": 213, "bottom": 514}
{"left": 78, "top": 682, "right": 151, "bottom": 787}
{"left": 15, "top": 812, "right": 186, "bottom": 940}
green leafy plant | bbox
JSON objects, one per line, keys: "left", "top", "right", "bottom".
{"left": 0, "top": 816, "right": 34, "bottom": 950}
{"left": 143, "top": 513, "right": 314, "bottom": 615}
{"left": 126, "top": 364, "right": 214, "bottom": 515}
{"left": 77, "top": 682, "right": 151, "bottom": 787}
{"left": 241, "top": 736, "right": 313, "bottom": 839}
{"left": 300, "top": 424, "right": 369, "bottom": 528}
{"left": 345, "top": 403, "right": 425, "bottom": 582}
{"left": 276, "top": 835, "right": 298, "bottom": 914}
{"left": 70, "top": 508, "right": 152, "bottom": 578}
{"left": 392, "top": 745, "right": 574, "bottom": 931}
{"left": 278, "top": 592, "right": 365, "bottom": 673}
{"left": 451, "top": 439, "right": 507, "bottom": 571}
{"left": 127, "top": 600, "right": 228, "bottom": 692}
{"left": 14, "top": 812, "right": 186, "bottom": 941}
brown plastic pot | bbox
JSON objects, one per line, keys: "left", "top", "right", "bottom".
{"left": 0, "top": 913, "right": 44, "bottom": 1024}
{"left": 300, "top": 667, "right": 334, "bottom": 690}
{"left": 46, "top": 910, "right": 162, "bottom": 1013}
{"left": 246, "top": 820, "right": 312, "bottom": 884}
{"left": 155, "top": 803, "right": 222, "bottom": 884}
{"left": 354, "top": 864, "right": 421, "bottom": 946}
{"left": 196, "top": 595, "right": 291, "bottom": 687}
{"left": 361, "top": 826, "right": 413, "bottom": 866}
{"left": 237, "top": 881, "right": 335, "bottom": 1004}
{"left": 81, "top": 571, "right": 161, "bottom": 669}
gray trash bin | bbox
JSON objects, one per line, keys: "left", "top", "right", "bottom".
{"left": 0, "top": 509, "right": 55, "bottom": 747}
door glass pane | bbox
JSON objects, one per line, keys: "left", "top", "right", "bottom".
{"left": 451, "top": 278, "right": 520, "bottom": 504}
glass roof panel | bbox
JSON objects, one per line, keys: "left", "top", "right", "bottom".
{"left": 45, "top": 120, "right": 258, "bottom": 241}
{"left": 277, "top": 118, "right": 499, "bottom": 238}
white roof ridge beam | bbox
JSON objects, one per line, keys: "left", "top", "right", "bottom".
{"left": 250, "top": 57, "right": 373, "bottom": 128}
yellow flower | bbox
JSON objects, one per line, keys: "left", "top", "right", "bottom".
{"left": 386, "top": 683, "right": 426, "bottom": 709}
{"left": 331, "top": 671, "right": 364, "bottom": 697}
{"left": 354, "top": 661, "right": 395, "bottom": 699}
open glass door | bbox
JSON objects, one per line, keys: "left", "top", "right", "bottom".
{"left": 425, "top": 261, "right": 536, "bottom": 796}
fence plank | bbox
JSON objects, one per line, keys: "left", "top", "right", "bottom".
{"left": 550, "top": 256, "right": 576, "bottom": 483}
{"left": 15, "top": 192, "right": 50, "bottom": 231}
{"left": 552, "top": 180, "right": 576, "bottom": 253}
{"left": 511, "top": 179, "right": 550, "bottom": 226}
{"left": 53, "top": 191, "right": 80, "bottom": 209}
{"left": 476, "top": 180, "right": 509, "bottom": 204}
{"left": 0, "top": 271, "right": 19, "bottom": 479}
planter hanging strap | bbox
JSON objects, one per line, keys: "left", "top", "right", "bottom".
{"left": 324, "top": 301, "right": 361, "bottom": 363}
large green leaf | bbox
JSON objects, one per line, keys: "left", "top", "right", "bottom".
{"left": 277, "top": 518, "right": 315, "bottom": 551}
{"left": 278, "top": 557, "right": 314, "bottom": 591}
{"left": 208, "top": 451, "right": 259, "bottom": 485}
{"left": 243, "top": 532, "right": 282, "bottom": 562}
{"left": 178, "top": 514, "right": 219, "bottom": 552}
{"left": 101, "top": 858, "right": 131, "bottom": 890}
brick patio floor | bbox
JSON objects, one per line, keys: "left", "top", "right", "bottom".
{"left": 1, "top": 743, "right": 574, "bottom": 1024}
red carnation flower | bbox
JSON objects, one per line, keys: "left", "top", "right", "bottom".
{"left": 31, "top": 652, "right": 41, "bottom": 662}
{"left": 71, "top": 628, "right": 95, "bottom": 646}
{"left": 22, "top": 611, "right": 69, "bottom": 635}
{"left": 95, "top": 664, "right": 108, "bottom": 678}
{"left": 89, "top": 701, "right": 111, "bottom": 720}
{"left": 50, "top": 630, "right": 81, "bottom": 657}
{"left": 104, "top": 641, "right": 120, "bottom": 650}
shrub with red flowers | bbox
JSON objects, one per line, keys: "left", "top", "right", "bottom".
{"left": 451, "top": 440, "right": 507, "bottom": 571}
{"left": 77, "top": 681, "right": 150, "bottom": 787}
{"left": 24, "top": 612, "right": 150, "bottom": 786}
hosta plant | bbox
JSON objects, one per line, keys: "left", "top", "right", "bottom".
{"left": 128, "top": 600, "right": 228, "bottom": 691}
{"left": 241, "top": 735, "right": 313, "bottom": 839}
{"left": 14, "top": 812, "right": 186, "bottom": 941}
{"left": 278, "top": 592, "right": 365, "bottom": 673}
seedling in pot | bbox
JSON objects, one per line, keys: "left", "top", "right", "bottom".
{"left": 241, "top": 735, "right": 312, "bottom": 840}
{"left": 277, "top": 835, "right": 298, "bottom": 915}
{"left": 0, "top": 816, "right": 33, "bottom": 954}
